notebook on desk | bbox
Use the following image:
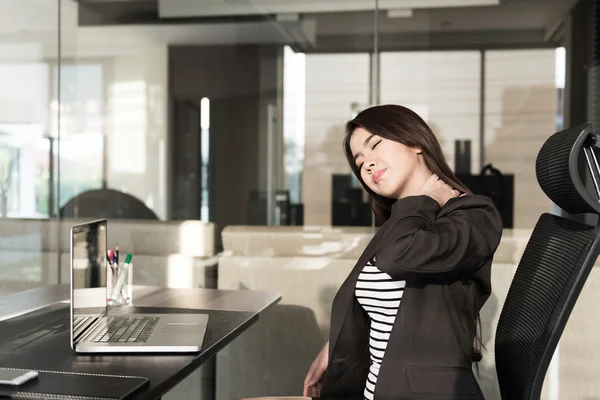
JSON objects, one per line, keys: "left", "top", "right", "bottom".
{"left": 70, "top": 219, "right": 209, "bottom": 353}
{"left": 0, "top": 368, "right": 148, "bottom": 400}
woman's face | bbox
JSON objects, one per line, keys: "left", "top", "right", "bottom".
{"left": 349, "top": 127, "right": 423, "bottom": 199}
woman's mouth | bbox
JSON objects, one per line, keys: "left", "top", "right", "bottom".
{"left": 373, "top": 169, "right": 386, "bottom": 184}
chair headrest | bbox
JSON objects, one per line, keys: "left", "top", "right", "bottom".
{"left": 536, "top": 122, "right": 600, "bottom": 215}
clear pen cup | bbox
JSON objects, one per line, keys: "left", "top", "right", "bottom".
{"left": 107, "top": 261, "right": 133, "bottom": 306}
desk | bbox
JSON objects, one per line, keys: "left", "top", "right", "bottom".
{"left": 0, "top": 284, "right": 281, "bottom": 399}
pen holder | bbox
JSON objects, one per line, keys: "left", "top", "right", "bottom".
{"left": 107, "top": 261, "right": 133, "bottom": 306}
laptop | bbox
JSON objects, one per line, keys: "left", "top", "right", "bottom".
{"left": 70, "top": 219, "right": 208, "bottom": 353}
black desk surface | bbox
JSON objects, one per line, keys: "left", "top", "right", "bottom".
{"left": 0, "top": 285, "right": 281, "bottom": 399}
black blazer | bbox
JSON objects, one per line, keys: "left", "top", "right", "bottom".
{"left": 320, "top": 194, "right": 503, "bottom": 400}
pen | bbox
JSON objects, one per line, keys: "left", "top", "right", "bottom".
{"left": 107, "top": 250, "right": 115, "bottom": 274}
{"left": 115, "top": 246, "right": 119, "bottom": 265}
{"left": 110, "top": 253, "right": 133, "bottom": 302}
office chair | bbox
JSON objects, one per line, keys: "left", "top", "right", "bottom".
{"left": 60, "top": 188, "right": 159, "bottom": 220}
{"left": 494, "top": 122, "right": 600, "bottom": 399}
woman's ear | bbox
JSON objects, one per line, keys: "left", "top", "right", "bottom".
{"left": 413, "top": 147, "right": 423, "bottom": 155}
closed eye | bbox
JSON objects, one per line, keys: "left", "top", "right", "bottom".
{"left": 355, "top": 139, "right": 381, "bottom": 169}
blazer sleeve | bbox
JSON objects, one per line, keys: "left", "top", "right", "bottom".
{"left": 376, "top": 195, "right": 503, "bottom": 281}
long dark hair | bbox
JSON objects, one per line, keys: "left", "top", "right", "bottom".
{"left": 344, "top": 104, "right": 471, "bottom": 226}
{"left": 343, "top": 104, "right": 484, "bottom": 363}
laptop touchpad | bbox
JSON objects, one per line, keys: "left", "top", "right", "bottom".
{"left": 162, "top": 322, "right": 203, "bottom": 334}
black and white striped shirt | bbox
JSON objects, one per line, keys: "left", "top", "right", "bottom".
{"left": 355, "top": 258, "right": 405, "bottom": 400}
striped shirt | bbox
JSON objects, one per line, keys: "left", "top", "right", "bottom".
{"left": 355, "top": 258, "right": 405, "bottom": 400}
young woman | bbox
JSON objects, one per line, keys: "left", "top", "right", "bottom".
{"left": 303, "top": 104, "right": 503, "bottom": 400}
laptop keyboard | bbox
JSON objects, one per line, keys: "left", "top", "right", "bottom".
{"left": 93, "top": 316, "right": 159, "bottom": 343}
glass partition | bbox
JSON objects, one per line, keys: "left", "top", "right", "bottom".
{"left": 0, "top": 0, "right": 60, "bottom": 295}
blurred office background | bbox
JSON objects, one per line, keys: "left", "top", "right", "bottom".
{"left": 0, "top": 0, "right": 597, "bottom": 399}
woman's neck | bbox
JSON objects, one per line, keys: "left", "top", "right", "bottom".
{"left": 398, "top": 167, "right": 432, "bottom": 199}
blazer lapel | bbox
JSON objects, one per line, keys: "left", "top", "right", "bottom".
{"left": 328, "top": 222, "right": 391, "bottom": 353}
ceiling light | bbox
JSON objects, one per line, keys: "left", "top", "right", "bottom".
{"left": 387, "top": 9, "right": 413, "bottom": 18}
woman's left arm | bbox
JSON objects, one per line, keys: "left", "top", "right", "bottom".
{"left": 376, "top": 194, "right": 503, "bottom": 281}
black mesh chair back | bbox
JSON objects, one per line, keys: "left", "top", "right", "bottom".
{"left": 494, "top": 122, "right": 600, "bottom": 399}
{"left": 60, "top": 188, "right": 159, "bottom": 220}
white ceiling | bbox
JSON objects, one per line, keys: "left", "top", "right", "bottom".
{"left": 0, "top": 20, "right": 317, "bottom": 61}
{"left": 0, "top": 0, "right": 577, "bottom": 61}
{"left": 158, "top": 0, "right": 500, "bottom": 18}
{"left": 0, "top": 0, "right": 317, "bottom": 60}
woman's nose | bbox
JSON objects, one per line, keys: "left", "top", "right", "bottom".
{"left": 365, "top": 160, "right": 376, "bottom": 172}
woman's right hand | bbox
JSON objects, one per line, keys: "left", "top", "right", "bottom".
{"left": 303, "top": 341, "right": 329, "bottom": 397}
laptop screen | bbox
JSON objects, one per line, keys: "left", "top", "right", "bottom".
{"left": 71, "top": 219, "right": 108, "bottom": 319}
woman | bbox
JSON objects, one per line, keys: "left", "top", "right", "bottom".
{"left": 303, "top": 105, "right": 503, "bottom": 400}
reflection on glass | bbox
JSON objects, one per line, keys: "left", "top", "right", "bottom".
{"left": 484, "top": 49, "right": 557, "bottom": 228}
{"left": 283, "top": 45, "right": 306, "bottom": 207}
{"left": 71, "top": 219, "right": 107, "bottom": 315}
{"left": 200, "top": 97, "right": 210, "bottom": 222}
{"left": 0, "top": 146, "right": 18, "bottom": 216}
{"left": 0, "top": 61, "right": 51, "bottom": 218}
{"left": 381, "top": 51, "right": 481, "bottom": 174}
{"left": 303, "top": 53, "right": 371, "bottom": 226}
{"left": 53, "top": 64, "right": 104, "bottom": 212}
